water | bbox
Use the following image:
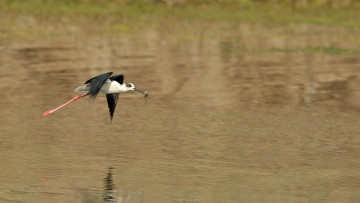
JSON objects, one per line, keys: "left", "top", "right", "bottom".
{"left": 0, "top": 24, "right": 359, "bottom": 202}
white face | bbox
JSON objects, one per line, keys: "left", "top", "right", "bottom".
{"left": 125, "top": 83, "right": 135, "bottom": 90}
{"left": 124, "top": 83, "right": 146, "bottom": 95}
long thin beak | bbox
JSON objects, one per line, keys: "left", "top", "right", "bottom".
{"left": 134, "top": 88, "right": 146, "bottom": 95}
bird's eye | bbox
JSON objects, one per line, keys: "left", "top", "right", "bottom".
{"left": 126, "top": 84, "right": 132, "bottom": 88}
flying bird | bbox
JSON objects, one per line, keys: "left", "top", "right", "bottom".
{"left": 41, "top": 72, "right": 148, "bottom": 121}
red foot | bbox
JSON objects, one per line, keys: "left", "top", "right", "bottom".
{"left": 41, "top": 111, "right": 53, "bottom": 117}
{"left": 41, "top": 93, "right": 89, "bottom": 118}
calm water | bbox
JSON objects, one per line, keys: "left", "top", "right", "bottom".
{"left": 0, "top": 24, "right": 359, "bottom": 202}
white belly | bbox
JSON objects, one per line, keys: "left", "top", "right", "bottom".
{"left": 75, "top": 81, "right": 121, "bottom": 94}
{"left": 99, "top": 81, "right": 121, "bottom": 94}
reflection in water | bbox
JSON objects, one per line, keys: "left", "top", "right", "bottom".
{"left": 103, "top": 168, "right": 143, "bottom": 203}
{"left": 104, "top": 167, "right": 116, "bottom": 202}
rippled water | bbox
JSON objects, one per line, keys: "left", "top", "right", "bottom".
{"left": 0, "top": 24, "right": 359, "bottom": 202}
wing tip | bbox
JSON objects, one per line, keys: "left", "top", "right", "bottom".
{"left": 106, "top": 93, "right": 119, "bottom": 122}
{"left": 84, "top": 72, "right": 113, "bottom": 84}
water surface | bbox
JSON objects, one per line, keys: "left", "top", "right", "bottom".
{"left": 0, "top": 23, "right": 359, "bottom": 202}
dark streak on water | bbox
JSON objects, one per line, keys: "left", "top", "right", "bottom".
{"left": 104, "top": 167, "right": 115, "bottom": 202}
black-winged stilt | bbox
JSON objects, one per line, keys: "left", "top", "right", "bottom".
{"left": 41, "top": 72, "right": 148, "bottom": 121}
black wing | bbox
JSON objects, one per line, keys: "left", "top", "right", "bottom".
{"left": 85, "top": 72, "right": 113, "bottom": 100}
{"left": 106, "top": 93, "right": 120, "bottom": 121}
{"left": 109, "top": 74, "right": 124, "bottom": 85}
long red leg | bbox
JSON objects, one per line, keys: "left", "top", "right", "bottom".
{"left": 41, "top": 93, "right": 89, "bottom": 117}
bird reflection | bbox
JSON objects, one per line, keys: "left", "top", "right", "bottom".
{"left": 104, "top": 167, "right": 116, "bottom": 202}
{"left": 103, "top": 167, "right": 144, "bottom": 202}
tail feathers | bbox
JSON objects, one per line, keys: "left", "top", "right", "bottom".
{"left": 74, "top": 86, "right": 89, "bottom": 93}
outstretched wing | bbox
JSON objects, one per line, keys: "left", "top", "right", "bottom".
{"left": 85, "top": 72, "right": 113, "bottom": 100}
{"left": 109, "top": 74, "right": 124, "bottom": 85}
{"left": 106, "top": 93, "right": 120, "bottom": 121}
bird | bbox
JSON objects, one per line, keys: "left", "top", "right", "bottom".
{"left": 41, "top": 72, "right": 148, "bottom": 121}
